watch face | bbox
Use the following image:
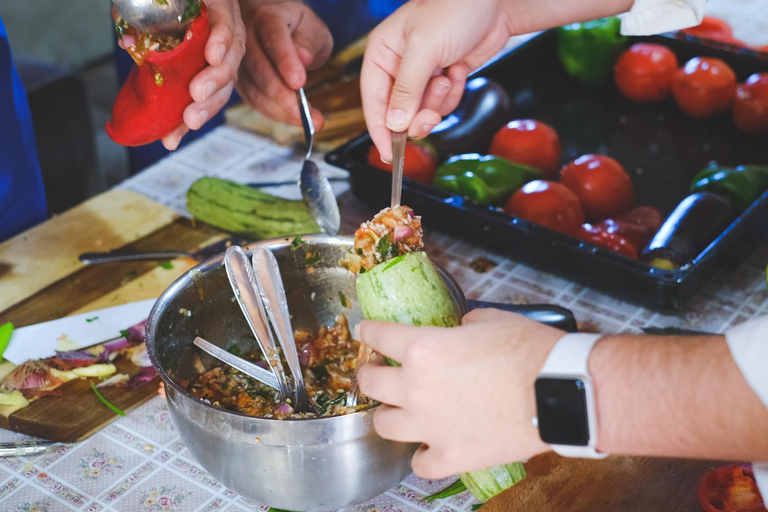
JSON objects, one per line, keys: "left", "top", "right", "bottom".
{"left": 534, "top": 377, "right": 590, "bottom": 446}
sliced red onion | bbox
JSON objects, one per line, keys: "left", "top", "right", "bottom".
{"left": 272, "top": 402, "right": 294, "bottom": 419}
{"left": 122, "top": 34, "right": 136, "bottom": 48}
{"left": 96, "top": 374, "right": 130, "bottom": 388}
{"left": 126, "top": 366, "right": 158, "bottom": 390}
{"left": 254, "top": 360, "right": 270, "bottom": 370}
{"left": 126, "top": 320, "right": 147, "bottom": 342}
{"left": 130, "top": 345, "right": 152, "bottom": 367}
{"left": 52, "top": 350, "right": 100, "bottom": 370}
{"left": 407, "top": 209, "right": 415, "bottom": 218}
{"left": 394, "top": 226, "right": 415, "bottom": 242}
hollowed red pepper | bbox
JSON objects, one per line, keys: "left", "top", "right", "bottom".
{"left": 106, "top": 6, "right": 210, "bottom": 147}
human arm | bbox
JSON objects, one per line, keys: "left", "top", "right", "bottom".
{"left": 361, "top": 0, "right": 707, "bottom": 163}
{"left": 161, "top": 0, "right": 247, "bottom": 150}
{"left": 356, "top": 308, "right": 768, "bottom": 479}
{"left": 235, "top": 0, "right": 332, "bottom": 130}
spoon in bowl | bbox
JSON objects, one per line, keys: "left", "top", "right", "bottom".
{"left": 252, "top": 246, "right": 320, "bottom": 415}
{"left": 224, "top": 246, "right": 293, "bottom": 403}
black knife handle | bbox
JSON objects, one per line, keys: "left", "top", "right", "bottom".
{"left": 467, "top": 300, "right": 578, "bottom": 332}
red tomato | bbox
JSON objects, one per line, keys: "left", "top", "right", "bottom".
{"left": 598, "top": 206, "right": 664, "bottom": 252}
{"left": 488, "top": 120, "right": 562, "bottom": 178}
{"left": 697, "top": 464, "right": 767, "bottom": 512}
{"left": 733, "top": 73, "right": 768, "bottom": 134}
{"left": 504, "top": 180, "right": 584, "bottom": 235}
{"left": 560, "top": 155, "right": 634, "bottom": 221}
{"left": 575, "top": 224, "right": 638, "bottom": 259}
{"left": 614, "top": 43, "right": 679, "bottom": 103}
{"left": 367, "top": 141, "right": 437, "bottom": 184}
{"left": 680, "top": 17, "right": 734, "bottom": 43}
{"left": 673, "top": 57, "right": 737, "bottom": 118}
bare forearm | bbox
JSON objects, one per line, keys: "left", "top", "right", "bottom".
{"left": 500, "top": 0, "right": 635, "bottom": 35}
{"left": 590, "top": 334, "right": 768, "bottom": 461}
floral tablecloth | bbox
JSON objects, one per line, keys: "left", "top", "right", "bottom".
{"left": 1, "top": 2, "right": 767, "bottom": 510}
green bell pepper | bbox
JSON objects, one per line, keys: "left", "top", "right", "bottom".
{"left": 557, "top": 16, "right": 628, "bottom": 87}
{"left": 690, "top": 164, "right": 768, "bottom": 212}
{"left": 433, "top": 154, "right": 542, "bottom": 206}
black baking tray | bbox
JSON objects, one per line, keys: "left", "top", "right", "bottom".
{"left": 326, "top": 30, "right": 768, "bottom": 311}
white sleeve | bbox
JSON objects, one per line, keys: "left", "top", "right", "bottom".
{"left": 725, "top": 315, "right": 768, "bottom": 498}
{"left": 620, "top": 0, "right": 705, "bottom": 36}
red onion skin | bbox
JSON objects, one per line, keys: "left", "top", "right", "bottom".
{"left": 394, "top": 226, "right": 415, "bottom": 242}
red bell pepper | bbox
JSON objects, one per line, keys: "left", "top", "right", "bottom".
{"left": 106, "top": 6, "right": 210, "bottom": 147}
{"left": 576, "top": 223, "right": 638, "bottom": 259}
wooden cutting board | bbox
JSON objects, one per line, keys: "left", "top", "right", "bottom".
{"left": 0, "top": 190, "right": 225, "bottom": 442}
{"left": 485, "top": 452, "right": 717, "bottom": 512}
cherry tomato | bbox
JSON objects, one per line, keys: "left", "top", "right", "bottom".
{"left": 367, "top": 141, "right": 437, "bottom": 184}
{"left": 598, "top": 206, "right": 664, "bottom": 252}
{"left": 697, "top": 464, "right": 767, "bottom": 512}
{"left": 504, "top": 180, "right": 584, "bottom": 235}
{"left": 614, "top": 43, "right": 679, "bottom": 103}
{"left": 560, "top": 155, "right": 634, "bottom": 221}
{"left": 575, "top": 224, "right": 638, "bottom": 259}
{"left": 673, "top": 57, "right": 737, "bottom": 118}
{"left": 733, "top": 73, "right": 768, "bottom": 134}
{"left": 488, "top": 120, "right": 562, "bottom": 178}
{"left": 680, "top": 17, "right": 735, "bottom": 44}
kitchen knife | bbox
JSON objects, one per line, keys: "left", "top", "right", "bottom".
{"left": 79, "top": 236, "right": 250, "bottom": 264}
{"left": 3, "top": 299, "right": 156, "bottom": 365}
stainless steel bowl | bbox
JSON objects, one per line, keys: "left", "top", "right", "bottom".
{"left": 146, "top": 234, "right": 576, "bottom": 510}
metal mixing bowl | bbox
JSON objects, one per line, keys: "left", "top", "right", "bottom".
{"left": 146, "top": 234, "right": 576, "bottom": 510}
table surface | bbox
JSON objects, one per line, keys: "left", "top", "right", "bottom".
{"left": 1, "top": 2, "right": 767, "bottom": 511}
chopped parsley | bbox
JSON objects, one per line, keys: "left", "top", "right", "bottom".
{"left": 86, "top": 316, "right": 99, "bottom": 323}
{"left": 338, "top": 291, "right": 349, "bottom": 309}
{"left": 227, "top": 345, "right": 240, "bottom": 356}
{"left": 305, "top": 253, "right": 322, "bottom": 267}
{"left": 180, "top": 0, "right": 202, "bottom": 22}
{"left": 376, "top": 235, "right": 391, "bottom": 258}
{"left": 120, "top": 329, "right": 130, "bottom": 339}
{"left": 291, "top": 235, "right": 305, "bottom": 251}
{"left": 159, "top": 261, "right": 174, "bottom": 270}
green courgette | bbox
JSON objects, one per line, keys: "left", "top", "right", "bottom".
{"left": 356, "top": 251, "right": 526, "bottom": 503}
{"left": 186, "top": 177, "right": 320, "bottom": 239}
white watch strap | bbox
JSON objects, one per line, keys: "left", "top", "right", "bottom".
{"left": 538, "top": 333, "right": 609, "bottom": 459}
{"left": 540, "top": 333, "right": 602, "bottom": 375}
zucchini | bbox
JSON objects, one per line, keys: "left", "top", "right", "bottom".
{"left": 356, "top": 251, "right": 461, "bottom": 328}
{"left": 186, "top": 177, "right": 320, "bottom": 239}
{"left": 356, "top": 251, "right": 526, "bottom": 503}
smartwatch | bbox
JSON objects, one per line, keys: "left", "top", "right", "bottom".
{"left": 533, "top": 333, "right": 609, "bottom": 459}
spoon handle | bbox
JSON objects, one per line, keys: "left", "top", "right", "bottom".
{"left": 391, "top": 130, "right": 407, "bottom": 208}
{"left": 252, "top": 246, "right": 318, "bottom": 414}
{"left": 193, "top": 337, "right": 280, "bottom": 391}
{"left": 224, "top": 246, "right": 292, "bottom": 401}
{"left": 296, "top": 88, "right": 314, "bottom": 160}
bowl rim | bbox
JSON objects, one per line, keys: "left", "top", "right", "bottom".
{"left": 146, "top": 234, "right": 467, "bottom": 423}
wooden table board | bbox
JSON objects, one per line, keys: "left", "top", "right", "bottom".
{"left": 0, "top": 191, "right": 225, "bottom": 442}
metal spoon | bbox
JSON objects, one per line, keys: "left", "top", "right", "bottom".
{"left": 252, "top": 246, "right": 320, "bottom": 415}
{"left": 296, "top": 88, "right": 341, "bottom": 236}
{"left": 193, "top": 337, "right": 280, "bottom": 391}
{"left": 224, "top": 246, "right": 292, "bottom": 402}
{"left": 347, "top": 131, "right": 408, "bottom": 406}
{"left": 112, "top": 0, "right": 201, "bottom": 37}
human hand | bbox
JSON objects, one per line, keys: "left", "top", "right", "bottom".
{"left": 360, "top": 0, "right": 514, "bottom": 163}
{"left": 356, "top": 308, "right": 562, "bottom": 479}
{"left": 236, "top": 0, "right": 332, "bottom": 130}
{"left": 162, "top": 0, "right": 247, "bottom": 150}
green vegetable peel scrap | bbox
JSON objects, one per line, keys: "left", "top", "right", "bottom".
{"left": 0, "top": 323, "right": 14, "bottom": 363}
{"left": 90, "top": 382, "right": 126, "bottom": 416}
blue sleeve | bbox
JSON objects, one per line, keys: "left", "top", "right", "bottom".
{"left": 0, "top": 16, "right": 47, "bottom": 241}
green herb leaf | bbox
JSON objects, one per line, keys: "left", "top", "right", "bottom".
{"left": 291, "top": 236, "right": 305, "bottom": 251}
{"left": 472, "top": 503, "right": 485, "bottom": 511}
{"left": 159, "top": 261, "right": 174, "bottom": 270}
{"left": 120, "top": 329, "right": 130, "bottom": 339}
{"left": 0, "top": 323, "right": 15, "bottom": 363}
{"left": 421, "top": 479, "right": 467, "bottom": 502}
{"left": 305, "top": 253, "right": 322, "bottom": 267}
{"left": 227, "top": 345, "right": 241, "bottom": 356}
{"left": 86, "top": 317, "right": 99, "bottom": 323}
{"left": 90, "top": 382, "right": 126, "bottom": 416}
{"left": 180, "top": 0, "right": 202, "bottom": 22}
{"left": 339, "top": 291, "right": 349, "bottom": 308}
{"left": 376, "top": 235, "right": 391, "bottom": 258}
{"left": 114, "top": 22, "right": 125, "bottom": 38}
{"left": 310, "top": 365, "right": 329, "bottom": 380}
